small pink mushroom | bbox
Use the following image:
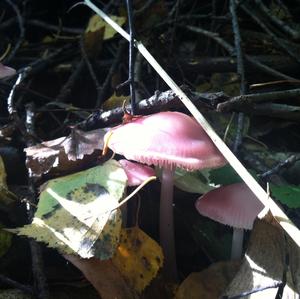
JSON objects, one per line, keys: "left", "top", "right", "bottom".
{"left": 105, "top": 111, "right": 226, "bottom": 281}
{"left": 0, "top": 63, "right": 16, "bottom": 79}
{"left": 118, "top": 159, "right": 155, "bottom": 186}
{"left": 195, "top": 182, "right": 264, "bottom": 259}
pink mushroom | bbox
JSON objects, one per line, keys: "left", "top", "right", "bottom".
{"left": 118, "top": 159, "right": 155, "bottom": 186}
{"left": 195, "top": 182, "right": 264, "bottom": 259}
{"left": 0, "top": 63, "right": 16, "bottom": 79}
{"left": 104, "top": 111, "right": 226, "bottom": 281}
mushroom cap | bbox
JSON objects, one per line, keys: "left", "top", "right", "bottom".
{"left": 105, "top": 111, "right": 226, "bottom": 171}
{"left": 0, "top": 63, "right": 16, "bottom": 79}
{"left": 118, "top": 159, "right": 155, "bottom": 186}
{"left": 195, "top": 183, "right": 264, "bottom": 229}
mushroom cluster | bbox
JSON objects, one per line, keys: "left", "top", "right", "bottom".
{"left": 104, "top": 111, "right": 226, "bottom": 281}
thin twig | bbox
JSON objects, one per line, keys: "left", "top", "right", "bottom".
{"left": 230, "top": 0, "right": 247, "bottom": 94}
{"left": 0, "top": 81, "right": 56, "bottom": 102}
{"left": 241, "top": 3, "right": 300, "bottom": 63}
{"left": 79, "top": 36, "right": 102, "bottom": 107}
{"left": 125, "top": 0, "right": 137, "bottom": 114}
{"left": 260, "top": 155, "right": 300, "bottom": 180}
{"left": 230, "top": 0, "right": 247, "bottom": 152}
{"left": 56, "top": 59, "right": 84, "bottom": 102}
{"left": 134, "top": 0, "right": 156, "bottom": 16}
{"left": 3, "top": 0, "right": 25, "bottom": 63}
{"left": 0, "top": 274, "right": 33, "bottom": 294}
{"left": 217, "top": 88, "right": 300, "bottom": 112}
{"left": 27, "top": 19, "right": 83, "bottom": 34}
{"left": 96, "top": 41, "right": 126, "bottom": 107}
{"left": 25, "top": 103, "right": 50, "bottom": 299}
{"left": 184, "top": 25, "right": 297, "bottom": 81}
{"left": 13, "top": 43, "right": 77, "bottom": 80}
{"left": 255, "top": 1, "right": 300, "bottom": 40}
{"left": 182, "top": 55, "right": 297, "bottom": 75}
{"left": 134, "top": 51, "right": 144, "bottom": 103}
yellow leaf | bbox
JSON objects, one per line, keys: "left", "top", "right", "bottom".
{"left": 85, "top": 14, "right": 126, "bottom": 40}
{"left": 9, "top": 161, "right": 127, "bottom": 259}
{"left": 175, "top": 261, "right": 240, "bottom": 299}
{"left": 112, "top": 227, "right": 163, "bottom": 293}
{"left": 102, "top": 93, "right": 129, "bottom": 110}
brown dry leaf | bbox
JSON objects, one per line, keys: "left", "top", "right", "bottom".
{"left": 25, "top": 128, "right": 107, "bottom": 177}
{"left": 224, "top": 218, "right": 300, "bottom": 298}
{"left": 64, "top": 255, "right": 137, "bottom": 299}
{"left": 112, "top": 227, "right": 163, "bottom": 293}
{"left": 61, "top": 127, "right": 107, "bottom": 161}
{"left": 175, "top": 261, "right": 240, "bottom": 299}
{"left": 84, "top": 26, "right": 105, "bottom": 58}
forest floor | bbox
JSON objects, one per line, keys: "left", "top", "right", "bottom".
{"left": 0, "top": 0, "right": 299, "bottom": 298}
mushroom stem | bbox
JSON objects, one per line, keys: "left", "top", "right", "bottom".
{"left": 231, "top": 228, "right": 244, "bottom": 260}
{"left": 160, "top": 167, "right": 178, "bottom": 282}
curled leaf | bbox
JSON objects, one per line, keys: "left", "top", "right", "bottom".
{"left": 25, "top": 128, "right": 107, "bottom": 177}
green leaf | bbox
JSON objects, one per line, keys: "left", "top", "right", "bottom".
{"left": 209, "top": 165, "right": 243, "bottom": 186}
{"left": 36, "top": 160, "right": 126, "bottom": 217}
{"left": 209, "top": 165, "right": 258, "bottom": 187}
{"left": 174, "top": 168, "right": 215, "bottom": 194}
{"left": 9, "top": 160, "right": 127, "bottom": 259}
{"left": 270, "top": 184, "right": 300, "bottom": 208}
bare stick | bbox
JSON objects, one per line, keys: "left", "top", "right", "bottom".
{"left": 217, "top": 88, "right": 300, "bottom": 112}
{"left": 230, "top": 0, "right": 247, "bottom": 152}
{"left": 125, "top": 0, "right": 137, "bottom": 114}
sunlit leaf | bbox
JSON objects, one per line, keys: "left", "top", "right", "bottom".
{"left": 175, "top": 261, "right": 240, "bottom": 299}
{"left": 85, "top": 14, "right": 126, "bottom": 40}
{"left": 173, "top": 168, "right": 215, "bottom": 194}
{"left": 9, "top": 160, "right": 127, "bottom": 259}
{"left": 224, "top": 218, "right": 300, "bottom": 297}
{"left": 270, "top": 184, "right": 300, "bottom": 208}
{"left": 112, "top": 227, "right": 163, "bottom": 293}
